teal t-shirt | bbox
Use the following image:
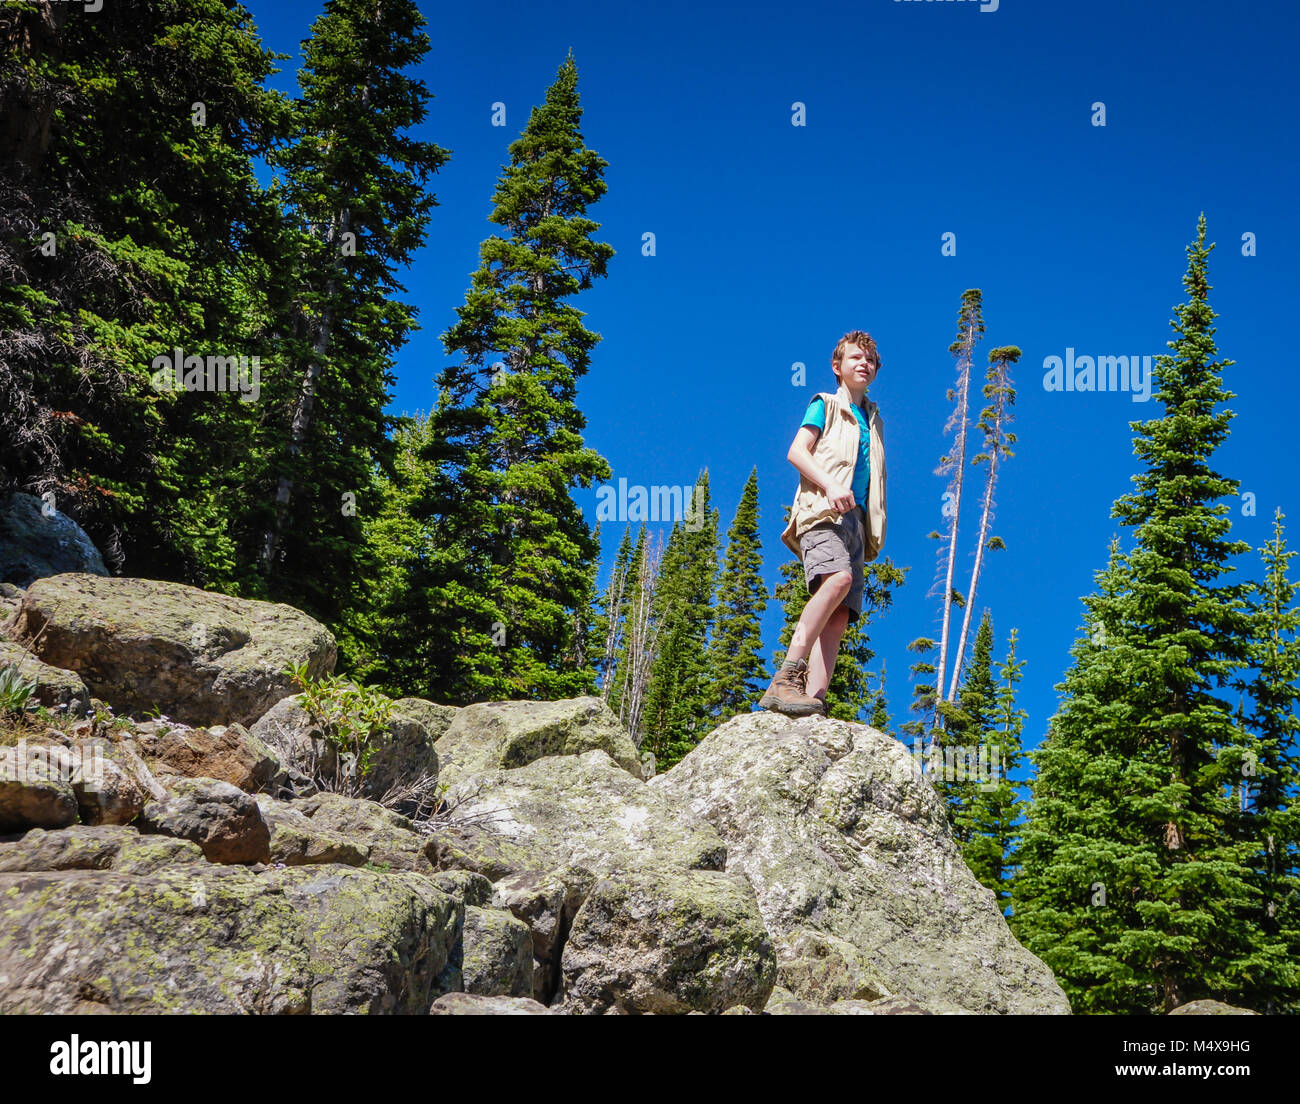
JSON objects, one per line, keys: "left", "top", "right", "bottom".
{"left": 801, "top": 396, "right": 870, "bottom": 506}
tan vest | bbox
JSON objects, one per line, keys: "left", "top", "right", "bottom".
{"left": 780, "top": 383, "right": 887, "bottom": 562}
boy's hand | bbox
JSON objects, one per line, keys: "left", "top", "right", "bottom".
{"left": 825, "top": 482, "right": 856, "bottom": 513}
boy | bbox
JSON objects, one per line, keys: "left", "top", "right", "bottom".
{"left": 759, "top": 331, "right": 888, "bottom": 716}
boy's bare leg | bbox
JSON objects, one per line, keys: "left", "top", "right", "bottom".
{"left": 806, "top": 604, "right": 851, "bottom": 701}
{"left": 785, "top": 569, "right": 853, "bottom": 666}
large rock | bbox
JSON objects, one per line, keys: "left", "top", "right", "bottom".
{"left": 0, "top": 493, "right": 107, "bottom": 588}
{"left": 557, "top": 866, "right": 776, "bottom": 1015}
{"left": 650, "top": 713, "right": 1071, "bottom": 1016}
{"left": 295, "top": 792, "right": 434, "bottom": 874}
{"left": 0, "top": 740, "right": 78, "bottom": 833}
{"left": 10, "top": 574, "right": 336, "bottom": 726}
{"left": 0, "top": 640, "right": 90, "bottom": 710}
{"left": 0, "top": 863, "right": 460, "bottom": 1013}
{"left": 430, "top": 993, "right": 550, "bottom": 1015}
{"left": 460, "top": 905, "right": 534, "bottom": 998}
{"left": 0, "top": 824, "right": 205, "bottom": 874}
{"left": 249, "top": 696, "right": 337, "bottom": 783}
{"left": 430, "top": 749, "right": 775, "bottom": 1013}
{"left": 1169, "top": 999, "right": 1259, "bottom": 1015}
{"left": 391, "top": 697, "right": 459, "bottom": 743}
{"left": 261, "top": 866, "right": 461, "bottom": 1014}
{"left": 435, "top": 697, "right": 643, "bottom": 789}
{"left": 254, "top": 794, "right": 368, "bottom": 867}
{"left": 132, "top": 721, "right": 282, "bottom": 794}
{"left": 137, "top": 776, "right": 271, "bottom": 864}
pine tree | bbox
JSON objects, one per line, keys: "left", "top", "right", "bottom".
{"left": 0, "top": 0, "right": 288, "bottom": 585}
{"left": 706, "top": 469, "right": 768, "bottom": 724}
{"left": 1015, "top": 216, "right": 1264, "bottom": 1012}
{"left": 967, "top": 625, "right": 1027, "bottom": 911}
{"left": 426, "top": 51, "right": 613, "bottom": 699}
{"left": 641, "top": 471, "right": 719, "bottom": 768}
{"left": 869, "top": 661, "right": 892, "bottom": 731}
{"left": 1231, "top": 508, "right": 1300, "bottom": 1012}
{"left": 932, "top": 609, "right": 998, "bottom": 847}
{"left": 609, "top": 526, "right": 661, "bottom": 745}
{"left": 257, "top": 0, "right": 449, "bottom": 628}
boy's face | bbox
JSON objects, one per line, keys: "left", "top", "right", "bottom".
{"left": 834, "top": 343, "right": 878, "bottom": 389}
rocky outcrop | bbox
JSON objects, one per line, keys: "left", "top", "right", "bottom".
{"left": 430, "top": 993, "right": 550, "bottom": 1015}
{"left": 1169, "top": 999, "right": 1259, "bottom": 1015}
{"left": 132, "top": 722, "right": 283, "bottom": 795}
{"left": 650, "top": 712, "right": 1071, "bottom": 1015}
{"left": 391, "top": 697, "right": 459, "bottom": 743}
{"left": 0, "top": 607, "right": 1075, "bottom": 1019}
{"left": 0, "top": 863, "right": 460, "bottom": 1014}
{"left": 430, "top": 749, "right": 775, "bottom": 1014}
{"left": 0, "top": 493, "right": 107, "bottom": 588}
{"left": 136, "top": 776, "right": 271, "bottom": 864}
{"left": 9, "top": 574, "right": 336, "bottom": 726}
{"left": 434, "top": 697, "right": 644, "bottom": 790}
{"left": 0, "top": 824, "right": 205, "bottom": 875}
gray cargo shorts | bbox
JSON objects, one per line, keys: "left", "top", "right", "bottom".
{"left": 799, "top": 505, "right": 866, "bottom": 622}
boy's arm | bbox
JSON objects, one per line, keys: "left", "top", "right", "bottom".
{"left": 787, "top": 426, "right": 856, "bottom": 514}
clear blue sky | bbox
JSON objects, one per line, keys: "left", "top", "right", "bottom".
{"left": 244, "top": 0, "right": 1299, "bottom": 763}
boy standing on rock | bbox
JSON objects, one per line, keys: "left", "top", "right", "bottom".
{"left": 760, "top": 331, "right": 887, "bottom": 717}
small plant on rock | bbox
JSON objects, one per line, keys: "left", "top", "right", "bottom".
{"left": 0, "top": 663, "right": 38, "bottom": 716}
{"left": 286, "top": 665, "right": 397, "bottom": 797}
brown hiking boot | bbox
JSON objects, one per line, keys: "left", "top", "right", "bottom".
{"left": 759, "top": 659, "right": 824, "bottom": 717}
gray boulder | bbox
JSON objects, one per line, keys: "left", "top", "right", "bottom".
{"left": 137, "top": 776, "right": 271, "bottom": 864}
{"left": 649, "top": 712, "right": 1071, "bottom": 1015}
{"left": 0, "top": 741, "right": 78, "bottom": 833}
{"left": 430, "top": 749, "right": 774, "bottom": 1014}
{"left": 0, "top": 824, "right": 205, "bottom": 874}
{"left": 0, "top": 493, "right": 107, "bottom": 588}
{"left": 435, "top": 696, "right": 643, "bottom": 789}
{"left": 0, "top": 863, "right": 460, "bottom": 1013}
{"left": 461, "top": 905, "right": 534, "bottom": 998}
{"left": 1169, "top": 999, "right": 1259, "bottom": 1015}
{"left": 391, "top": 697, "right": 459, "bottom": 742}
{"left": 295, "top": 792, "right": 434, "bottom": 874}
{"left": 430, "top": 993, "right": 550, "bottom": 1015}
{"left": 254, "top": 794, "right": 368, "bottom": 867}
{"left": 10, "top": 574, "right": 336, "bottom": 727}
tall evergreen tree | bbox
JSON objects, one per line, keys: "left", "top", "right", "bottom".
{"left": 965, "top": 624, "right": 1027, "bottom": 910}
{"left": 1015, "top": 216, "right": 1263, "bottom": 1012}
{"left": 424, "top": 51, "right": 613, "bottom": 699}
{"left": 946, "top": 345, "right": 1019, "bottom": 701}
{"left": 641, "top": 471, "right": 719, "bottom": 768}
{"left": 1231, "top": 508, "right": 1300, "bottom": 1012}
{"left": 0, "top": 0, "right": 288, "bottom": 585}
{"left": 257, "top": 0, "right": 449, "bottom": 629}
{"left": 706, "top": 469, "right": 768, "bottom": 724}
{"left": 933, "top": 609, "right": 998, "bottom": 844}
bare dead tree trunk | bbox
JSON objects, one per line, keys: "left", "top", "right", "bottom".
{"left": 946, "top": 347, "right": 1018, "bottom": 701}
{"left": 932, "top": 315, "right": 978, "bottom": 731}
